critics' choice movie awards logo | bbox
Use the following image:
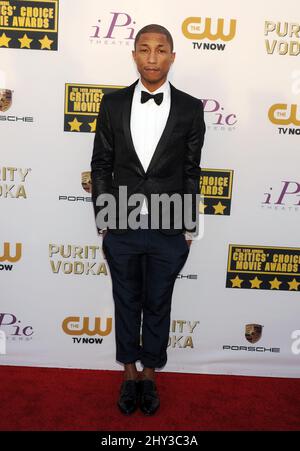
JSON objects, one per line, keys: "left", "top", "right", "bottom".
{"left": 64, "top": 84, "right": 124, "bottom": 133}
{"left": 49, "top": 243, "right": 107, "bottom": 276}
{"left": 268, "top": 103, "right": 300, "bottom": 135}
{"left": 200, "top": 169, "right": 233, "bottom": 215}
{"left": 262, "top": 180, "right": 300, "bottom": 212}
{"left": 265, "top": 21, "right": 300, "bottom": 56}
{"left": 202, "top": 99, "right": 237, "bottom": 131}
{"left": 226, "top": 245, "right": 300, "bottom": 291}
{"left": 0, "top": 242, "right": 22, "bottom": 271}
{"left": 182, "top": 16, "right": 237, "bottom": 51}
{"left": 0, "top": 0, "right": 59, "bottom": 50}
{"left": 223, "top": 323, "right": 280, "bottom": 353}
{"left": 62, "top": 316, "right": 112, "bottom": 345}
{"left": 89, "top": 11, "right": 136, "bottom": 45}
{"left": 0, "top": 166, "right": 31, "bottom": 198}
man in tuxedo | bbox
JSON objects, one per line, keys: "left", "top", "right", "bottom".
{"left": 91, "top": 24, "right": 206, "bottom": 415}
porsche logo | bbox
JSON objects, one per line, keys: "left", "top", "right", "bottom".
{"left": 81, "top": 171, "right": 92, "bottom": 193}
{"left": 0, "top": 89, "right": 12, "bottom": 112}
{"left": 245, "top": 324, "right": 263, "bottom": 343}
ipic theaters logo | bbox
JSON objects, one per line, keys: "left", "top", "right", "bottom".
{"left": 200, "top": 169, "right": 234, "bottom": 215}
{"left": 182, "top": 17, "right": 237, "bottom": 51}
{"left": 226, "top": 244, "right": 300, "bottom": 291}
{"left": 0, "top": 87, "right": 33, "bottom": 123}
{"left": 0, "top": 0, "right": 59, "bottom": 51}
{"left": 64, "top": 84, "right": 124, "bottom": 133}
{"left": 0, "top": 166, "right": 31, "bottom": 199}
{"left": 265, "top": 21, "right": 300, "bottom": 56}
{"left": 262, "top": 180, "right": 300, "bottom": 212}
{"left": 0, "top": 313, "right": 34, "bottom": 342}
{"left": 202, "top": 99, "right": 237, "bottom": 131}
{"left": 168, "top": 320, "right": 199, "bottom": 349}
{"left": 223, "top": 323, "right": 280, "bottom": 353}
{"left": 62, "top": 316, "right": 112, "bottom": 345}
{"left": 89, "top": 11, "right": 136, "bottom": 46}
{"left": 59, "top": 171, "right": 92, "bottom": 203}
{"left": 0, "top": 242, "right": 22, "bottom": 271}
{"left": 268, "top": 103, "right": 300, "bottom": 135}
{"left": 49, "top": 243, "right": 107, "bottom": 276}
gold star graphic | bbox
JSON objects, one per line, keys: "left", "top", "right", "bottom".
{"left": 269, "top": 277, "right": 282, "bottom": 290}
{"left": 18, "top": 34, "right": 33, "bottom": 49}
{"left": 288, "top": 278, "right": 300, "bottom": 291}
{"left": 230, "top": 275, "right": 243, "bottom": 288}
{"left": 39, "top": 35, "right": 54, "bottom": 50}
{"left": 249, "top": 276, "right": 263, "bottom": 289}
{"left": 213, "top": 201, "right": 227, "bottom": 215}
{"left": 0, "top": 32, "right": 11, "bottom": 48}
{"left": 68, "top": 117, "right": 83, "bottom": 131}
{"left": 199, "top": 202, "right": 207, "bottom": 214}
{"left": 89, "top": 118, "right": 97, "bottom": 132}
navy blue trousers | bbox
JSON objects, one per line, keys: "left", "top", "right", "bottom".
{"left": 102, "top": 222, "right": 190, "bottom": 369}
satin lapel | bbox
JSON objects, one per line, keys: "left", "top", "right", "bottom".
{"left": 122, "top": 79, "right": 146, "bottom": 176}
{"left": 145, "top": 83, "right": 178, "bottom": 175}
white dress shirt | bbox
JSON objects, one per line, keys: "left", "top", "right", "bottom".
{"left": 130, "top": 78, "right": 171, "bottom": 214}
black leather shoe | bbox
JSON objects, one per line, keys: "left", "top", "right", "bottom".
{"left": 117, "top": 380, "right": 140, "bottom": 415}
{"left": 139, "top": 379, "right": 160, "bottom": 415}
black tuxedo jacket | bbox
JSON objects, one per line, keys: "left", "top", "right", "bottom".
{"left": 91, "top": 79, "right": 206, "bottom": 235}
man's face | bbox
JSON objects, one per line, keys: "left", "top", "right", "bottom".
{"left": 132, "top": 32, "right": 175, "bottom": 88}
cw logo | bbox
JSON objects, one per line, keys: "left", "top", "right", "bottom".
{"left": 268, "top": 104, "right": 300, "bottom": 126}
{"left": 62, "top": 316, "right": 112, "bottom": 336}
{"left": 182, "top": 17, "right": 237, "bottom": 41}
{"left": 0, "top": 243, "right": 22, "bottom": 262}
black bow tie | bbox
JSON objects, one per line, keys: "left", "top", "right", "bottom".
{"left": 141, "top": 91, "right": 164, "bottom": 106}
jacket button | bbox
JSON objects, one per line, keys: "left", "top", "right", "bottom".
{"left": 144, "top": 175, "right": 148, "bottom": 180}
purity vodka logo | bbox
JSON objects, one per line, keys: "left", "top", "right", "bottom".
{"left": 265, "top": 21, "right": 300, "bottom": 56}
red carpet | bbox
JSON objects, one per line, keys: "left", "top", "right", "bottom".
{"left": 1, "top": 365, "right": 300, "bottom": 431}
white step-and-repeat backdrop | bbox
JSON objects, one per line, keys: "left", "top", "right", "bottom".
{"left": 1, "top": 0, "right": 300, "bottom": 377}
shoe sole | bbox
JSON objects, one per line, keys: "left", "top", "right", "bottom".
{"left": 140, "top": 404, "right": 160, "bottom": 415}
{"left": 117, "top": 402, "right": 138, "bottom": 415}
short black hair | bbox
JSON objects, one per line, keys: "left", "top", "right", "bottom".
{"left": 134, "top": 24, "right": 174, "bottom": 52}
